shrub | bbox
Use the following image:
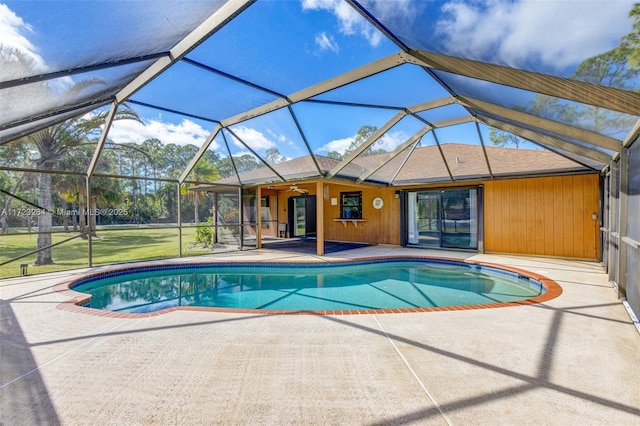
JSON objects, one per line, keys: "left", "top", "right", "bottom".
{"left": 194, "top": 217, "right": 214, "bottom": 247}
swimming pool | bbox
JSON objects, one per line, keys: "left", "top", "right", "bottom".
{"left": 64, "top": 258, "right": 561, "bottom": 315}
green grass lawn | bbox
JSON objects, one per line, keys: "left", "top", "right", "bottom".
{"left": 0, "top": 227, "right": 216, "bottom": 279}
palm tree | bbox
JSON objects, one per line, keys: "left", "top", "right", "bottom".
{"left": 27, "top": 123, "right": 80, "bottom": 265}
{"left": 25, "top": 106, "right": 141, "bottom": 265}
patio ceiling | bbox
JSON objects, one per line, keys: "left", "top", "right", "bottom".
{"left": 1, "top": 0, "right": 639, "bottom": 187}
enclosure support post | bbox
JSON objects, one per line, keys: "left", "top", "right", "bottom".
{"left": 214, "top": 192, "right": 219, "bottom": 244}
{"left": 618, "top": 147, "right": 629, "bottom": 299}
{"left": 86, "top": 176, "right": 93, "bottom": 267}
{"left": 239, "top": 187, "right": 244, "bottom": 250}
{"left": 316, "top": 181, "right": 325, "bottom": 256}
{"left": 177, "top": 182, "right": 182, "bottom": 257}
{"left": 256, "top": 186, "right": 262, "bottom": 249}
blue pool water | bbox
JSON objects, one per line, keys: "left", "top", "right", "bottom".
{"left": 71, "top": 259, "right": 545, "bottom": 313}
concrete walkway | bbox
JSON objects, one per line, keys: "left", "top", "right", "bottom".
{"left": 1, "top": 247, "right": 639, "bottom": 425}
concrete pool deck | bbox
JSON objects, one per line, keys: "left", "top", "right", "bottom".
{"left": 1, "top": 246, "right": 639, "bottom": 425}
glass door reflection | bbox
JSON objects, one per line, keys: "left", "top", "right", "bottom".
{"left": 407, "top": 188, "right": 478, "bottom": 250}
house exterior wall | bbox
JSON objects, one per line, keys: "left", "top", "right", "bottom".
{"left": 483, "top": 174, "right": 600, "bottom": 259}
{"left": 267, "top": 172, "right": 600, "bottom": 260}
{"left": 321, "top": 183, "right": 401, "bottom": 245}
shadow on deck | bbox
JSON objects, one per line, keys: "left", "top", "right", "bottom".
{"left": 261, "top": 238, "right": 369, "bottom": 255}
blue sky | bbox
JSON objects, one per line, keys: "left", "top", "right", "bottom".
{"left": 1, "top": 0, "right": 637, "bottom": 162}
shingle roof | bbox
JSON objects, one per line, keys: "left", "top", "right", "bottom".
{"left": 214, "top": 143, "right": 591, "bottom": 187}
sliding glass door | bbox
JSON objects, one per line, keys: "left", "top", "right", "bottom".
{"left": 408, "top": 192, "right": 440, "bottom": 246}
{"left": 288, "top": 195, "right": 316, "bottom": 238}
{"left": 406, "top": 188, "right": 479, "bottom": 250}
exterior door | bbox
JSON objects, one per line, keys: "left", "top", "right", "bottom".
{"left": 417, "top": 192, "right": 440, "bottom": 246}
{"left": 406, "top": 188, "right": 479, "bottom": 250}
{"left": 288, "top": 195, "right": 316, "bottom": 238}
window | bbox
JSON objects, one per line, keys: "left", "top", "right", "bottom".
{"left": 340, "top": 191, "right": 362, "bottom": 219}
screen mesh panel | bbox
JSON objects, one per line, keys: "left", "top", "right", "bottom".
{"left": 627, "top": 140, "right": 640, "bottom": 242}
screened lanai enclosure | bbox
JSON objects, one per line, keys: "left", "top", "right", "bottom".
{"left": 1, "top": 0, "right": 639, "bottom": 318}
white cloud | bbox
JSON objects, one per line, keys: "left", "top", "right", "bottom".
{"left": 319, "top": 136, "right": 353, "bottom": 154}
{"left": 365, "top": 0, "right": 416, "bottom": 24}
{"left": 109, "top": 118, "right": 213, "bottom": 147}
{"left": 230, "top": 126, "right": 276, "bottom": 151}
{"left": 318, "top": 130, "right": 408, "bottom": 155}
{"left": 302, "top": 0, "right": 383, "bottom": 47}
{"left": 436, "top": 0, "right": 635, "bottom": 70}
{"left": 266, "top": 128, "right": 289, "bottom": 145}
{"left": 315, "top": 31, "right": 339, "bottom": 53}
{"left": 376, "top": 130, "right": 407, "bottom": 151}
{"left": 0, "top": 4, "right": 46, "bottom": 75}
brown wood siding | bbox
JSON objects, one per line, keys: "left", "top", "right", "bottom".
{"left": 321, "top": 183, "right": 400, "bottom": 245}
{"left": 271, "top": 182, "right": 400, "bottom": 245}
{"left": 264, "top": 173, "right": 599, "bottom": 259}
{"left": 484, "top": 174, "right": 599, "bottom": 259}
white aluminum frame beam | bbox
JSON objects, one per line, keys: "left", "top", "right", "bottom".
{"left": 480, "top": 116, "right": 611, "bottom": 164}
{"left": 407, "top": 97, "right": 456, "bottom": 114}
{"left": 409, "top": 50, "right": 640, "bottom": 117}
{"left": 326, "top": 110, "right": 407, "bottom": 179}
{"left": 458, "top": 96, "right": 622, "bottom": 152}
{"left": 431, "top": 115, "right": 475, "bottom": 129}
{"left": 221, "top": 53, "right": 407, "bottom": 127}
{"left": 388, "top": 139, "right": 422, "bottom": 185}
{"left": 623, "top": 118, "right": 640, "bottom": 148}
{"left": 179, "top": 124, "right": 222, "bottom": 184}
{"left": 356, "top": 126, "right": 431, "bottom": 184}
{"left": 287, "top": 53, "right": 406, "bottom": 104}
{"left": 87, "top": 102, "right": 118, "bottom": 178}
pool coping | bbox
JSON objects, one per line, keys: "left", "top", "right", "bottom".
{"left": 53, "top": 255, "right": 563, "bottom": 317}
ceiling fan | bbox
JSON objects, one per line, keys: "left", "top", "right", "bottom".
{"left": 287, "top": 185, "right": 308, "bottom": 194}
